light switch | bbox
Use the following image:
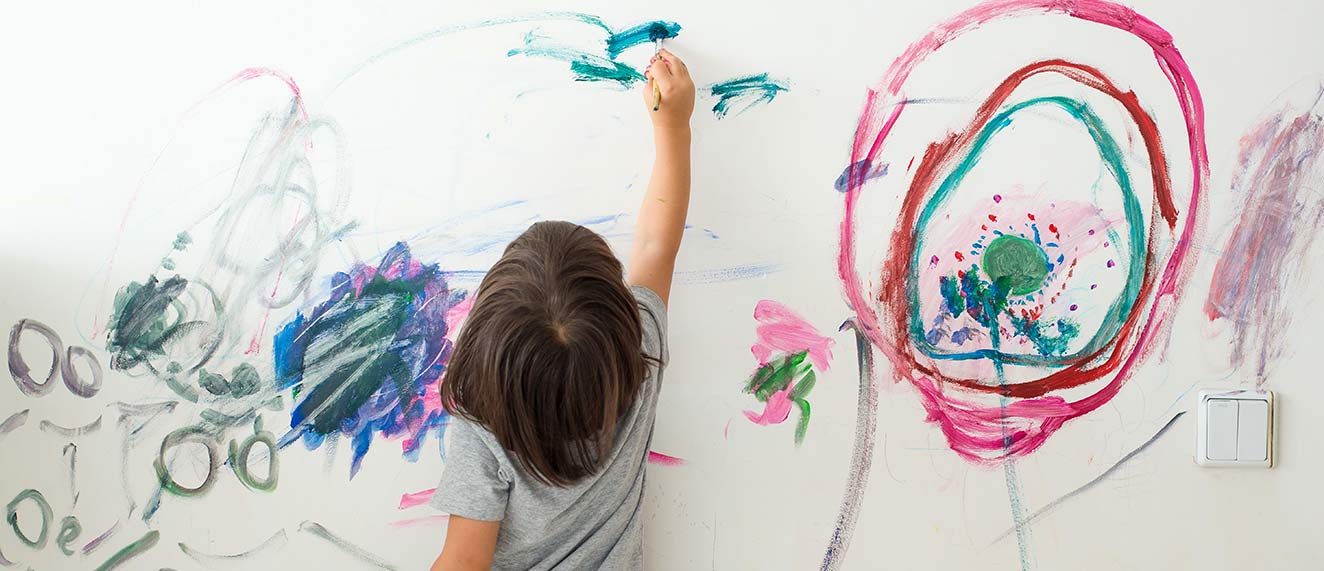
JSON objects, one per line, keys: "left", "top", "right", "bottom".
{"left": 1236, "top": 400, "right": 1269, "bottom": 461}
{"left": 1205, "top": 399, "right": 1238, "bottom": 461}
{"left": 1196, "top": 389, "right": 1274, "bottom": 468}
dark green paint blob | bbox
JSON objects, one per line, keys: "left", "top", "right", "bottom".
{"left": 198, "top": 368, "right": 228, "bottom": 396}
{"left": 982, "top": 235, "right": 1049, "bottom": 295}
{"left": 199, "top": 364, "right": 263, "bottom": 398}
{"left": 743, "top": 351, "right": 818, "bottom": 445}
{"left": 107, "top": 276, "right": 189, "bottom": 370}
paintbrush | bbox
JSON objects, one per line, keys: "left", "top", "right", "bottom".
{"left": 652, "top": 38, "right": 663, "bottom": 111}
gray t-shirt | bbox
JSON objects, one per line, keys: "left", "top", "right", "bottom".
{"left": 431, "top": 285, "right": 668, "bottom": 570}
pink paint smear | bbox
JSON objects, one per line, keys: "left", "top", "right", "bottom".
{"left": 744, "top": 300, "right": 833, "bottom": 429}
{"left": 743, "top": 385, "right": 794, "bottom": 426}
{"left": 647, "top": 451, "right": 686, "bottom": 466}
{"left": 400, "top": 294, "right": 473, "bottom": 455}
{"left": 398, "top": 488, "right": 437, "bottom": 510}
{"left": 388, "top": 515, "right": 450, "bottom": 528}
{"left": 751, "top": 300, "right": 834, "bottom": 371}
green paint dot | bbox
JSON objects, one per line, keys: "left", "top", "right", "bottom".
{"left": 982, "top": 235, "right": 1049, "bottom": 295}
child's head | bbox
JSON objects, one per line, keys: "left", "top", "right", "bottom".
{"left": 441, "top": 221, "right": 648, "bottom": 485}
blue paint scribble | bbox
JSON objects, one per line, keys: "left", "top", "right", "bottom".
{"left": 273, "top": 242, "right": 464, "bottom": 478}
{"left": 834, "top": 159, "right": 890, "bottom": 192}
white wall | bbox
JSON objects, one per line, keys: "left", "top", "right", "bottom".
{"left": 0, "top": 0, "right": 1319, "bottom": 569}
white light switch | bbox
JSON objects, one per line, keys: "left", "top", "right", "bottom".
{"left": 1196, "top": 389, "right": 1274, "bottom": 468}
{"left": 1205, "top": 399, "right": 1238, "bottom": 461}
{"left": 1236, "top": 400, "right": 1269, "bottom": 462}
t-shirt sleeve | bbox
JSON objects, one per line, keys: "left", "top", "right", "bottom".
{"left": 631, "top": 285, "right": 668, "bottom": 367}
{"left": 429, "top": 418, "right": 511, "bottom": 522}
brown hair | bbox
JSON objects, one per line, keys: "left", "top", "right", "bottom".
{"left": 440, "top": 221, "right": 648, "bottom": 486}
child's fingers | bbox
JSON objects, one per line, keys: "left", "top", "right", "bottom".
{"left": 657, "top": 49, "right": 688, "bottom": 76}
{"left": 649, "top": 57, "right": 674, "bottom": 81}
{"left": 648, "top": 64, "right": 674, "bottom": 94}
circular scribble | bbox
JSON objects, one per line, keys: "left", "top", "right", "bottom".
{"left": 837, "top": 1, "right": 1207, "bottom": 465}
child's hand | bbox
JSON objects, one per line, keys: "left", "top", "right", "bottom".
{"left": 644, "top": 49, "right": 695, "bottom": 131}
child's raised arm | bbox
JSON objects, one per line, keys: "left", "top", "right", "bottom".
{"left": 628, "top": 49, "right": 695, "bottom": 305}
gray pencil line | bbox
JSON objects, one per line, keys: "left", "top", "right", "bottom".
{"left": 989, "top": 411, "right": 1187, "bottom": 544}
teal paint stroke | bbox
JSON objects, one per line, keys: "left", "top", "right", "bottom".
{"left": 605, "top": 21, "right": 681, "bottom": 58}
{"left": 708, "top": 74, "right": 790, "bottom": 119}
{"left": 908, "top": 96, "right": 1147, "bottom": 367}
{"left": 94, "top": 530, "right": 160, "bottom": 571}
{"left": 510, "top": 20, "right": 680, "bottom": 88}
{"left": 509, "top": 39, "right": 645, "bottom": 86}
{"left": 337, "top": 14, "right": 681, "bottom": 91}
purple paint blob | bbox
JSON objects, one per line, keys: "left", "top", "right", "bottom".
{"left": 1206, "top": 84, "right": 1324, "bottom": 385}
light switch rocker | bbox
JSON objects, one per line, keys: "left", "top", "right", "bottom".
{"left": 1195, "top": 389, "right": 1275, "bottom": 468}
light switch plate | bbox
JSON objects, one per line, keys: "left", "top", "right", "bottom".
{"left": 1196, "top": 389, "right": 1274, "bottom": 468}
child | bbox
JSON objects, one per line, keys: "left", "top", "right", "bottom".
{"left": 429, "top": 50, "right": 695, "bottom": 570}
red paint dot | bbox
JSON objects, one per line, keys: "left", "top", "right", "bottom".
{"left": 1048, "top": 224, "right": 1058, "bottom": 233}
{"left": 954, "top": 251, "right": 965, "bottom": 262}
{"left": 1027, "top": 213, "right": 1036, "bottom": 221}
{"left": 981, "top": 224, "right": 988, "bottom": 231}
{"left": 988, "top": 214, "right": 998, "bottom": 222}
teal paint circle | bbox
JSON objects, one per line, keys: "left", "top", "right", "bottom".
{"left": 6, "top": 489, "right": 52, "bottom": 549}
{"left": 229, "top": 428, "right": 279, "bottom": 492}
{"left": 906, "top": 96, "right": 1147, "bottom": 367}
{"left": 982, "top": 236, "right": 1049, "bottom": 295}
{"left": 155, "top": 426, "right": 218, "bottom": 496}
